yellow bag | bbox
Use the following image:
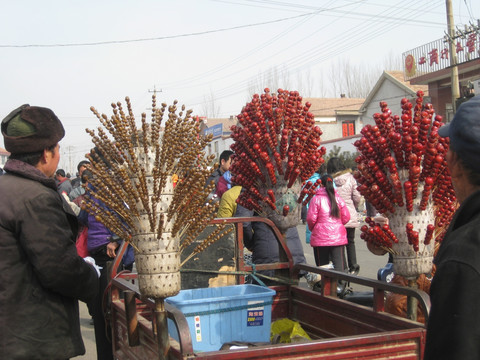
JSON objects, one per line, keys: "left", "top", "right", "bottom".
{"left": 270, "top": 318, "right": 311, "bottom": 343}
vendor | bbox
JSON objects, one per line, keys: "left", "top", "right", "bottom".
{"left": 424, "top": 95, "right": 480, "bottom": 360}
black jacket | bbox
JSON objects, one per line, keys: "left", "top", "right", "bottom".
{"left": 205, "top": 167, "right": 223, "bottom": 189}
{"left": 235, "top": 205, "right": 307, "bottom": 280}
{"left": 425, "top": 190, "right": 480, "bottom": 359}
{"left": 0, "top": 159, "right": 99, "bottom": 359}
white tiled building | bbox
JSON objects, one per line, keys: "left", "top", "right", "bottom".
{"left": 0, "top": 148, "right": 9, "bottom": 169}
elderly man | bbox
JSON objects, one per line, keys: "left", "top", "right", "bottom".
{"left": 0, "top": 104, "right": 99, "bottom": 359}
{"left": 424, "top": 95, "right": 480, "bottom": 359}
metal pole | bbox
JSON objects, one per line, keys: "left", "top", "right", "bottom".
{"left": 407, "top": 279, "right": 418, "bottom": 322}
{"left": 155, "top": 298, "right": 171, "bottom": 360}
{"left": 446, "top": 0, "right": 460, "bottom": 114}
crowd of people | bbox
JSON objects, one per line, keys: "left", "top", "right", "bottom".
{"left": 1, "top": 96, "right": 479, "bottom": 359}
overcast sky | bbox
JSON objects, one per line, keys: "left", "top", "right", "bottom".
{"left": 1, "top": 0, "right": 478, "bottom": 173}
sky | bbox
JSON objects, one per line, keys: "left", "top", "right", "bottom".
{"left": 1, "top": 0, "right": 478, "bottom": 174}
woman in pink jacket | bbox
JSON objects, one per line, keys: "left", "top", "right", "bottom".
{"left": 307, "top": 174, "right": 350, "bottom": 271}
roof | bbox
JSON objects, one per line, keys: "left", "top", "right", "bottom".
{"left": 203, "top": 117, "right": 235, "bottom": 128}
{"left": 304, "top": 97, "right": 365, "bottom": 117}
{"left": 360, "top": 71, "right": 428, "bottom": 112}
{"left": 386, "top": 71, "right": 429, "bottom": 94}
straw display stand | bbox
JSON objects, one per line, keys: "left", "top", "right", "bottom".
{"left": 354, "top": 93, "right": 458, "bottom": 320}
{"left": 82, "top": 96, "right": 234, "bottom": 358}
{"left": 230, "top": 89, "right": 326, "bottom": 235}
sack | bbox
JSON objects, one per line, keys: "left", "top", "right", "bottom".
{"left": 76, "top": 227, "right": 89, "bottom": 258}
{"left": 270, "top": 318, "right": 311, "bottom": 344}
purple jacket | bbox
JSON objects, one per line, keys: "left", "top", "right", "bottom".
{"left": 306, "top": 187, "right": 350, "bottom": 247}
{"left": 78, "top": 194, "right": 113, "bottom": 252}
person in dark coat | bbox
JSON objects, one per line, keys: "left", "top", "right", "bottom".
{"left": 0, "top": 104, "right": 99, "bottom": 360}
{"left": 55, "top": 168, "right": 73, "bottom": 195}
{"left": 235, "top": 204, "right": 320, "bottom": 287}
{"left": 424, "top": 95, "right": 480, "bottom": 360}
{"left": 70, "top": 159, "right": 90, "bottom": 191}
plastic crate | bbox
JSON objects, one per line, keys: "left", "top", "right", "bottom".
{"left": 166, "top": 284, "right": 276, "bottom": 352}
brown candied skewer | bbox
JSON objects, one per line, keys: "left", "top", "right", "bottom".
{"left": 84, "top": 95, "right": 220, "bottom": 263}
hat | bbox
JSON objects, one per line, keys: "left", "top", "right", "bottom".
{"left": 438, "top": 95, "right": 480, "bottom": 172}
{"left": 1, "top": 104, "right": 65, "bottom": 154}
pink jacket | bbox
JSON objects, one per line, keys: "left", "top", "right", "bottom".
{"left": 306, "top": 187, "right": 350, "bottom": 247}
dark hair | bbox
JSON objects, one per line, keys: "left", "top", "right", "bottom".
{"left": 321, "top": 174, "right": 340, "bottom": 218}
{"left": 9, "top": 143, "right": 57, "bottom": 166}
{"left": 219, "top": 150, "right": 233, "bottom": 164}
{"left": 316, "top": 163, "right": 326, "bottom": 175}
{"left": 56, "top": 169, "right": 66, "bottom": 177}
{"left": 81, "top": 169, "right": 93, "bottom": 184}
{"left": 77, "top": 160, "right": 90, "bottom": 172}
{"left": 458, "top": 154, "right": 480, "bottom": 186}
{"left": 327, "top": 157, "right": 346, "bottom": 174}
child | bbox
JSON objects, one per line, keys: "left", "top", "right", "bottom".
{"left": 306, "top": 174, "right": 350, "bottom": 271}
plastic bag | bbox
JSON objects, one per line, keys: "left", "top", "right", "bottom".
{"left": 270, "top": 318, "right": 311, "bottom": 344}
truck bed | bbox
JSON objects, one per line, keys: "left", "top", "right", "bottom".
{"left": 110, "top": 270, "right": 428, "bottom": 359}
{"left": 109, "top": 217, "right": 429, "bottom": 359}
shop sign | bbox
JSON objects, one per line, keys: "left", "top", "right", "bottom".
{"left": 403, "top": 31, "right": 479, "bottom": 80}
{"left": 204, "top": 123, "right": 223, "bottom": 139}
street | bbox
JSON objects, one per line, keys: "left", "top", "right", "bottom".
{"left": 73, "top": 220, "right": 389, "bottom": 359}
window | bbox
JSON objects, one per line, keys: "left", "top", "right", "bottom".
{"left": 342, "top": 121, "right": 355, "bottom": 137}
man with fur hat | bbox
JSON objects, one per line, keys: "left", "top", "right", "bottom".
{"left": 424, "top": 95, "right": 480, "bottom": 359}
{"left": 0, "top": 104, "right": 99, "bottom": 359}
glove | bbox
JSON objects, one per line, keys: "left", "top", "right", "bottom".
{"left": 84, "top": 256, "right": 102, "bottom": 278}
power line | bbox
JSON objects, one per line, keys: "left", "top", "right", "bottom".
{"left": 180, "top": 0, "right": 439, "bottom": 109}
{"left": 0, "top": 10, "right": 331, "bottom": 48}
{"left": 0, "top": 1, "right": 447, "bottom": 49}
{"left": 163, "top": 0, "right": 445, "bottom": 98}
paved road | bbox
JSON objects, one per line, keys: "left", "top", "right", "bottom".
{"left": 297, "top": 222, "right": 389, "bottom": 287}
{"left": 74, "top": 220, "right": 389, "bottom": 359}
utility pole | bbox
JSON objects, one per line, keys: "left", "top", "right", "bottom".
{"left": 147, "top": 86, "right": 163, "bottom": 111}
{"left": 446, "top": 0, "right": 460, "bottom": 114}
{"left": 68, "top": 145, "right": 73, "bottom": 175}
{"left": 148, "top": 85, "right": 162, "bottom": 97}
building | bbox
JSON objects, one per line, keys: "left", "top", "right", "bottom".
{"left": 0, "top": 147, "right": 9, "bottom": 169}
{"left": 200, "top": 117, "right": 236, "bottom": 163}
{"left": 304, "top": 96, "right": 364, "bottom": 155}
{"left": 359, "top": 71, "right": 429, "bottom": 128}
{"left": 402, "top": 28, "right": 480, "bottom": 121}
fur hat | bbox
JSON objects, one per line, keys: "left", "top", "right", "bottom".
{"left": 1, "top": 104, "right": 65, "bottom": 154}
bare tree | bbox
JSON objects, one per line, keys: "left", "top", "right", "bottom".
{"left": 243, "top": 55, "right": 400, "bottom": 102}
{"left": 296, "top": 68, "right": 315, "bottom": 97}
{"left": 316, "top": 68, "right": 327, "bottom": 98}
{"left": 331, "top": 59, "right": 382, "bottom": 98}
{"left": 383, "top": 50, "right": 403, "bottom": 71}
{"left": 202, "top": 89, "right": 221, "bottom": 118}
{"left": 246, "top": 65, "right": 294, "bottom": 98}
